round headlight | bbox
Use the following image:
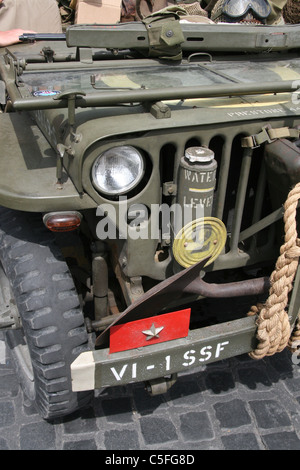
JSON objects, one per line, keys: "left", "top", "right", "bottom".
{"left": 92, "top": 146, "right": 145, "bottom": 196}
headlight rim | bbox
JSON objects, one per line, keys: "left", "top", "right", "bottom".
{"left": 91, "top": 145, "right": 145, "bottom": 197}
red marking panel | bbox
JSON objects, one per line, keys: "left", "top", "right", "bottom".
{"left": 109, "top": 308, "right": 191, "bottom": 354}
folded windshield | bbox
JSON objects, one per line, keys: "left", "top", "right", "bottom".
{"left": 20, "top": 58, "right": 300, "bottom": 97}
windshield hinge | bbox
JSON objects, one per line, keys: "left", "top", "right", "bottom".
{"left": 146, "top": 101, "right": 171, "bottom": 119}
{"left": 4, "top": 48, "right": 26, "bottom": 84}
{"left": 41, "top": 46, "right": 55, "bottom": 63}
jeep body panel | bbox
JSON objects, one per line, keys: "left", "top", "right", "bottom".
{"left": 1, "top": 21, "right": 300, "bottom": 405}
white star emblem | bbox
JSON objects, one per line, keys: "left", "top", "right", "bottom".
{"left": 142, "top": 323, "right": 164, "bottom": 341}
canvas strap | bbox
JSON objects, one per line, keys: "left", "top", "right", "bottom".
{"left": 241, "top": 125, "right": 300, "bottom": 148}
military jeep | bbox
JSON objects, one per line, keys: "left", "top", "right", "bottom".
{"left": 1, "top": 12, "right": 300, "bottom": 420}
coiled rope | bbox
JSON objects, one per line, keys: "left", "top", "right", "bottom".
{"left": 249, "top": 182, "right": 300, "bottom": 359}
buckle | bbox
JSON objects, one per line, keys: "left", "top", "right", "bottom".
{"left": 242, "top": 126, "right": 277, "bottom": 149}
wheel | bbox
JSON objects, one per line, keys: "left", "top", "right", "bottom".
{"left": 0, "top": 208, "right": 93, "bottom": 420}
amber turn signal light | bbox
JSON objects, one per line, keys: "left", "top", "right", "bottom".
{"left": 43, "top": 212, "right": 82, "bottom": 232}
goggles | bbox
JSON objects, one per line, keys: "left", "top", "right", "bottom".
{"left": 223, "top": 0, "right": 271, "bottom": 19}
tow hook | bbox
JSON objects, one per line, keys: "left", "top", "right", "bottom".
{"left": 145, "top": 374, "right": 177, "bottom": 395}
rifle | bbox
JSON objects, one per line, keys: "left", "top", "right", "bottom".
{"left": 19, "top": 33, "right": 66, "bottom": 42}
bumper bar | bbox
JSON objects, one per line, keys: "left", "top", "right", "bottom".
{"left": 71, "top": 266, "right": 300, "bottom": 392}
{"left": 71, "top": 316, "right": 257, "bottom": 392}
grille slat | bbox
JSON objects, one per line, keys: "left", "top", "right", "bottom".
{"left": 214, "top": 137, "right": 231, "bottom": 221}
{"left": 249, "top": 160, "right": 267, "bottom": 253}
{"left": 229, "top": 147, "right": 253, "bottom": 251}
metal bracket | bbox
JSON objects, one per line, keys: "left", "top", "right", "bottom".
{"left": 76, "top": 47, "right": 93, "bottom": 64}
{"left": 146, "top": 101, "right": 171, "bottom": 119}
{"left": 41, "top": 46, "right": 55, "bottom": 63}
{"left": 0, "top": 309, "right": 15, "bottom": 329}
{"left": 255, "top": 32, "right": 287, "bottom": 49}
{"left": 54, "top": 90, "right": 85, "bottom": 127}
{"left": 54, "top": 90, "right": 85, "bottom": 145}
{"left": 145, "top": 374, "right": 177, "bottom": 395}
{"left": 4, "top": 48, "right": 26, "bottom": 86}
{"left": 56, "top": 143, "right": 74, "bottom": 185}
{"left": 163, "top": 181, "right": 177, "bottom": 196}
{"left": 129, "top": 276, "right": 144, "bottom": 299}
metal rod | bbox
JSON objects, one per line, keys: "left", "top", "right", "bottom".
{"left": 9, "top": 80, "right": 298, "bottom": 111}
{"left": 239, "top": 205, "right": 284, "bottom": 242}
{"left": 93, "top": 255, "right": 108, "bottom": 321}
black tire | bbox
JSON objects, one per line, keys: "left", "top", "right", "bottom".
{"left": 0, "top": 208, "right": 93, "bottom": 420}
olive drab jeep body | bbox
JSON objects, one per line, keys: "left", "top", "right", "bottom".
{"left": 1, "top": 12, "right": 300, "bottom": 419}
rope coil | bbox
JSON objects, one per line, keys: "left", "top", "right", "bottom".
{"left": 249, "top": 182, "right": 300, "bottom": 360}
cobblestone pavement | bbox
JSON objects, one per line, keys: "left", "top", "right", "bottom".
{"left": 1, "top": 329, "right": 300, "bottom": 451}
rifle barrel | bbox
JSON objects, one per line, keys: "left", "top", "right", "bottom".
{"left": 19, "top": 33, "right": 66, "bottom": 42}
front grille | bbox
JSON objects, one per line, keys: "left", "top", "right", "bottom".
{"left": 93, "top": 117, "right": 299, "bottom": 278}
{"left": 155, "top": 120, "right": 293, "bottom": 271}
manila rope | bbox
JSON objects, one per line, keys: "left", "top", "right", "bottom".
{"left": 248, "top": 182, "right": 300, "bottom": 359}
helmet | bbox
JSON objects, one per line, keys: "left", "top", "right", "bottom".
{"left": 211, "top": 0, "right": 271, "bottom": 24}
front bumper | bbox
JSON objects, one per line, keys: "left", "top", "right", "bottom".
{"left": 71, "top": 264, "right": 300, "bottom": 392}
{"left": 71, "top": 316, "right": 261, "bottom": 392}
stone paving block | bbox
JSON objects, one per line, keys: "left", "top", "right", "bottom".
{"left": 179, "top": 410, "right": 214, "bottom": 441}
{"left": 267, "top": 351, "right": 294, "bottom": 377}
{"left": 214, "top": 399, "right": 251, "bottom": 429}
{"left": 63, "top": 439, "right": 98, "bottom": 450}
{"left": 0, "top": 373, "right": 19, "bottom": 398}
{"left": 139, "top": 415, "right": 178, "bottom": 445}
{"left": 262, "top": 431, "right": 300, "bottom": 450}
{"left": 23, "top": 399, "right": 39, "bottom": 417}
{"left": 237, "top": 366, "right": 272, "bottom": 391}
{"left": 0, "top": 401, "right": 15, "bottom": 428}
{"left": 204, "top": 370, "right": 235, "bottom": 394}
{"left": 282, "top": 375, "right": 300, "bottom": 394}
{"left": 62, "top": 407, "right": 98, "bottom": 434}
{"left": 104, "top": 429, "right": 140, "bottom": 450}
{"left": 101, "top": 397, "right": 133, "bottom": 423}
{"left": 132, "top": 385, "right": 167, "bottom": 415}
{"left": 0, "top": 437, "right": 9, "bottom": 450}
{"left": 167, "top": 379, "right": 203, "bottom": 406}
{"left": 221, "top": 432, "right": 261, "bottom": 450}
{"left": 19, "top": 421, "right": 56, "bottom": 450}
{"left": 249, "top": 399, "right": 291, "bottom": 429}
